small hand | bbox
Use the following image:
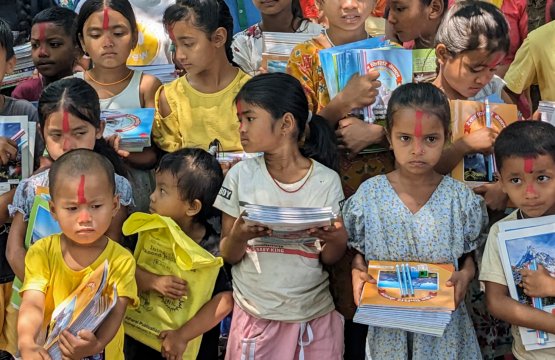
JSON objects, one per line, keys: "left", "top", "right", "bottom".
{"left": 154, "top": 275, "right": 188, "bottom": 299}
{"left": 459, "top": 127, "right": 498, "bottom": 154}
{"left": 0, "top": 136, "right": 18, "bottom": 165}
{"left": 473, "top": 182, "right": 508, "bottom": 211}
{"left": 105, "top": 134, "right": 130, "bottom": 158}
{"left": 58, "top": 329, "right": 102, "bottom": 360}
{"left": 219, "top": 157, "right": 241, "bottom": 177}
{"left": 352, "top": 266, "right": 376, "bottom": 306}
{"left": 336, "top": 118, "right": 385, "bottom": 158}
{"left": 445, "top": 269, "right": 473, "bottom": 308}
{"left": 159, "top": 329, "right": 189, "bottom": 360}
{"left": 520, "top": 264, "right": 555, "bottom": 298}
{"left": 341, "top": 72, "right": 381, "bottom": 110}
{"left": 230, "top": 211, "right": 272, "bottom": 243}
{"left": 307, "top": 219, "right": 348, "bottom": 245}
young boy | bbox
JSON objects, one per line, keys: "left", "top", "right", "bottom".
{"left": 480, "top": 120, "right": 555, "bottom": 359}
{"left": 124, "top": 148, "right": 233, "bottom": 360}
{"left": 12, "top": 7, "right": 80, "bottom": 102}
{"left": 17, "top": 149, "right": 138, "bottom": 360}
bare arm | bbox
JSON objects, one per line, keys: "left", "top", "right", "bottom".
{"left": 106, "top": 205, "right": 128, "bottom": 243}
{"left": 7, "top": 212, "right": 28, "bottom": 280}
{"left": 18, "top": 290, "right": 50, "bottom": 359}
{"left": 435, "top": 140, "right": 468, "bottom": 175}
{"left": 219, "top": 212, "right": 269, "bottom": 265}
{"left": 0, "top": 188, "right": 15, "bottom": 225}
{"left": 140, "top": 74, "right": 163, "bottom": 108}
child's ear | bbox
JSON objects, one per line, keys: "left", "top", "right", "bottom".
{"left": 429, "top": 0, "right": 445, "bottom": 20}
{"left": 435, "top": 44, "right": 449, "bottom": 65}
{"left": 111, "top": 194, "right": 120, "bottom": 217}
{"left": 185, "top": 199, "right": 202, "bottom": 217}
{"left": 49, "top": 200, "right": 59, "bottom": 222}
{"left": 212, "top": 27, "right": 228, "bottom": 49}
{"left": 131, "top": 29, "right": 139, "bottom": 49}
{"left": 384, "top": 129, "right": 392, "bottom": 150}
{"left": 78, "top": 34, "right": 86, "bottom": 54}
{"left": 5, "top": 56, "right": 16, "bottom": 75}
{"left": 281, "top": 112, "right": 296, "bottom": 136}
{"left": 96, "top": 121, "right": 106, "bottom": 139}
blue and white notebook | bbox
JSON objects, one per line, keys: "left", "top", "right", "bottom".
{"left": 101, "top": 108, "right": 155, "bottom": 152}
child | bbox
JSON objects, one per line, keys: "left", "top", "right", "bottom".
{"left": 74, "top": 0, "right": 162, "bottom": 213}
{"left": 231, "top": 0, "right": 322, "bottom": 75}
{"left": 17, "top": 148, "right": 139, "bottom": 360}
{"left": 345, "top": 83, "right": 486, "bottom": 359}
{"left": 216, "top": 73, "right": 346, "bottom": 359}
{"left": 124, "top": 148, "right": 233, "bottom": 360}
{"left": 480, "top": 120, "right": 555, "bottom": 359}
{"left": 154, "top": 0, "right": 250, "bottom": 154}
{"left": 386, "top": 0, "right": 448, "bottom": 49}
{"left": 12, "top": 7, "right": 80, "bottom": 102}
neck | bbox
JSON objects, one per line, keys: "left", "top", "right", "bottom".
{"left": 433, "top": 71, "right": 465, "bottom": 100}
{"left": 396, "top": 167, "right": 441, "bottom": 186}
{"left": 178, "top": 218, "right": 206, "bottom": 244}
{"left": 260, "top": 12, "right": 298, "bottom": 33}
{"left": 326, "top": 25, "right": 367, "bottom": 46}
{"left": 88, "top": 64, "right": 131, "bottom": 83}
{"left": 43, "top": 70, "right": 74, "bottom": 86}
{"left": 188, "top": 56, "right": 237, "bottom": 91}
{"left": 413, "top": 22, "right": 438, "bottom": 50}
{"left": 264, "top": 143, "right": 311, "bottom": 180}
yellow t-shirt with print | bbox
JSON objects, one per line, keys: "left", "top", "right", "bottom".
{"left": 153, "top": 69, "right": 250, "bottom": 153}
{"left": 20, "top": 234, "right": 139, "bottom": 360}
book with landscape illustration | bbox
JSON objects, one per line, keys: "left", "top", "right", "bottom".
{"left": 0, "top": 116, "right": 33, "bottom": 195}
{"left": 101, "top": 108, "right": 154, "bottom": 152}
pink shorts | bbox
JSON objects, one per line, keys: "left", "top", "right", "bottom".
{"left": 225, "top": 304, "right": 344, "bottom": 360}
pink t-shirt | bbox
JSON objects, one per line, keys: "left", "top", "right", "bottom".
{"left": 11, "top": 77, "right": 43, "bottom": 103}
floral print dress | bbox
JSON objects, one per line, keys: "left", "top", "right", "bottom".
{"left": 343, "top": 175, "right": 487, "bottom": 359}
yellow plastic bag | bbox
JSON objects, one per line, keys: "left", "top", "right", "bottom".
{"left": 122, "top": 213, "right": 223, "bottom": 360}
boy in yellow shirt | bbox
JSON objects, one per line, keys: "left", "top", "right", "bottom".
{"left": 18, "top": 149, "right": 138, "bottom": 360}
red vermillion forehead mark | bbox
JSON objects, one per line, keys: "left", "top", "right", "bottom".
{"left": 62, "top": 110, "right": 70, "bottom": 150}
{"left": 77, "top": 175, "right": 87, "bottom": 204}
{"left": 103, "top": 7, "right": 110, "bottom": 30}
{"left": 38, "top": 23, "right": 46, "bottom": 42}
{"left": 524, "top": 157, "right": 534, "bottom": 173}
{"left": 414, "top": 110, "right": 423, "bottom": 137}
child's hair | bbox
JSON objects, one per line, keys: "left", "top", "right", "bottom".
{"left": 0, "top": 18, "right": 15, "bottom": 60}
{"left": 76, "top": 0, "right": 138, "bottom": 53}
{"left": 16, "top": 0, "right": 32, "bottom": 44}
{"left": 494, "top": 121, "right": 555, "bottom": 171}
{"left": 163, "top": 0, "right": 235, "bottom": 64}
{"left": 157, "top": 148, "right": 224, "bottom": 224}
{"left": 235, "top": 73, "right": 338, "bottom": 171}
{"left": 421, "top": 0, "right": 448, "bottom": 10}
{"left": 38, "top": 78, "right": 128, "bottom": 178}
{"left": 32, "top": 7, "right": 77, "bottom": 40}
{"left": 386, "top": 82, "right": 451, "bottom": 136}
{"left": 49, "top": 148, "right": 116, "bottom": 200}
{"left": 434, "top": 0, "right": 509, "bottom": 56}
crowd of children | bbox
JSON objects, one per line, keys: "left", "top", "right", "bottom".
{"left": 0, "top": 0, "right": 552, "bottom": 359}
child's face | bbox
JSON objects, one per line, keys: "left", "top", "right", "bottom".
{"left": 499, "top": 155, "right": 555, "bottom": 218}
{"left": 150, "top": 170, "right": 189, "bottom": 222}
{"left": 79, "top": 8, "right": 136, "bottom": 69}
{"left": 387, "top": 108, "right": 446, "bottom": 174}
{"left": 320, "top": 0, "right": 374, "bottom": 33}
{"left": 237, "top": 100, "right": 285, "bottom": 153}
{"left": 31, "top": 22, "right": 76, "bottom": 79}
{"left": 0, "top": 46, "right": 16, "bottom": 85}
{"left": 254, "top": 0, "right": 293, "bottom": 16}
{"left": 50, "top": 172, "right": 119, "bottom": 245}
{"left": 388, "top": 0, "right": 433, "bottom": 43}
{"left": 43, "top": 110, "right": 103, "bottom": 160}
{"left": 437, "top": 47, "right": 505, "bottom": 99}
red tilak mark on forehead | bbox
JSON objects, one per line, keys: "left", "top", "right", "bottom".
{"left": 38, "top": 23, "right": 46, "bottom": 42}
{"left": 62, "top": 110, "right": 70, "bottom": 133}
{"left": 77, "top": 175, "right": 87, "bottom": 204}
{"left": 524, "top": 157, "right": 534, "bottom": 174}
{"left": 103, "top": 7, "right": 110, "bottom": 30}
{"left": 414, "top": 110, "right": 423, "bottom": 137}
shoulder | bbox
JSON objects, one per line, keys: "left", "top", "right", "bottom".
{"left": 28, "top": 234, "right": 58, "bottom": 256}
{"left": 139, "top": 72, "right": 162, "bottom": 92}
{"left": 3, "top": 97, "right": 38, "bottom": 118}
{"left": 228, "top": 156, "right": 263, "bottom": 178}
{"left": 440, "top": 176, "right": 476, "bottom": 196}
{"left": 235, "top": 69, "right": 252, "bottom": 86}
{"left": 106, "top": 240, "right": 135, "bottom": 265}
{"left": 311, "top": 160, "right": 341, "bottom": 183}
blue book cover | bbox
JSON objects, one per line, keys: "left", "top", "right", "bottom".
{"left": 101, "top": 108, "right": 155, "bottom": 152}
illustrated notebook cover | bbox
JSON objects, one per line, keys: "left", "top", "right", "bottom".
{"left": 101, "top": 108, "right": 154, "bottom": 152}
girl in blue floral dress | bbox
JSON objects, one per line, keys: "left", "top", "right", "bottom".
{"left": 343, "top": 83, "right": 487, "bottom": 359}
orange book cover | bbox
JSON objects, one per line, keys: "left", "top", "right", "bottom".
{"left": 359, "top": 260, "right": 455, "bottom": 310}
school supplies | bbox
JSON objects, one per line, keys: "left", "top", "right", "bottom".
{"left": 450, "top": 100, "right": 519, "bottom": 186}
{"left": 354, "top": 260, "right": 456, "bottom": 337}
{"left": 412, "top": 49, "right": 437, "bottom": 83}
{"left": 129, "top": 64, "right": 178, "bottom": 84}
{"left": 101, "top": 108, "right": 154, "bottom": 152}
{"left": 0, "top": 116, "right": 35, "bottom": 194}
{"left": 260, "top": 32, "right": 322, "bottom": 74}
{"left": 44, "top": 261, "right": 118, "bottom": 360}
{"left": 1, "top": 42, "right": 34, "bottom": 89}
{"left": 539, "top": 101, "right": 555, "bottom": 125}
{"left": 497, "top": 217, "right": 555, "bottom": 351}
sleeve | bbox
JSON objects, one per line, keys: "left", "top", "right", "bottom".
{"left": 20, "top": 239, "right": 51, "bottom": 294}
{"left": 114, "top": 174, "right": 134, "bottom": 208}
{"left": 478, "top": 223, "right": 508, "bottom": 286}
{"left": 110, "top": 249, "right": 139, "bottom": 308}
{"left": 8, "top": 178, "right": 36, "bottom": 220}
{"left": 286, "top": 43, "right": 318, "bottom": 113}
{"left": 342, "top": 188, "right": 367, "bottom": 256}
{"left": 26, "top": 104, "right": 39, "bottom": 124}
{"left": 324, "top": 172, "right": 345, "bottom": 215}
{"left": 213, "top": 164, "right": 241, "bottom": 218}
{"left": 504, "top": 36, "right": 537, "bottom": 95}
{"left": 461, "top": 188, "right": 488, "bottom": 253}
{"left": 152, "top": 84, "right": 180, "bottom": 153}
{"left": 11, "top": 82, "right": 26, "bottom": 100}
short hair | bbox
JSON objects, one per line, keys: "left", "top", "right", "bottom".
{"left": 49, "top": 149, "right": 116, "bottom": 200}
{"left": 0, "top": 18, "right": 14, "bottom": 60}
{"left": 157, "top": 148, "right": 223, "bottom": 224}
{"left": 494, "top": 121, "right": 555, "bottom": 171}
{"left": 32, "top": 7, "right": 77, "bottom": 41}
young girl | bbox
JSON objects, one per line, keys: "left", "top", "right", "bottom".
{"left": 216, "top": 73, "right": 346, "bottom": 359}
{"left": 154, "top": 0, "right": 250, "bottom": 154}
{"left": 231, "top": 0, "right": 322, "bottom": 75}
{"left": 346, "top": 82, "right": 486, "bottom": 359}
{"left": 75, "top": 0, "right": 161, "bottom": 212}
{"left": 6, "top": 78, "right": 134, "bottom": 351}
{"left": 12, "top": 7, "right": 80, "bottom": 102}
{"left": 18, "top": 149, "right": 138, "bottom": 360}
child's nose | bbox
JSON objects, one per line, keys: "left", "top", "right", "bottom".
{"left": 411, "top": 138, "right": 424, "bottom": 155}
{"left": 77, "top": 209, "right": 92, "bottom": 223}
{"left": 341, "top": 0, "right": 358, "bottom": 9}
{"left": 38, "top": 44, "right": 48, "bottom": 57}
{"left": 525, "top": 182, "right": 538, "bottom": 198}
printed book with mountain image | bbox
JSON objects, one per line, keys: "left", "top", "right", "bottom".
{"left": 101, "top": 108, "right": 154, "bottom": 152}
{"left": 498, "top": 220, "right": 555, "bottom": 350}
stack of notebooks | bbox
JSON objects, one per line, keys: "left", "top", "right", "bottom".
{"left": 354, "top": 260, "right": 456, "bottom": 337}
{"left": 497, "top": 215, "right": 555, "bottom": 351}
{"left": 260, "top": 32, "right": 321, "bottom": 73}
{"left": 539, "top": 101, "right": 555, "bottom": 125}
{"left": 2, "top": 42, "right": 34, "bottom": 89}
{"left": 0, "top": 116, "right": 36, "bottom": 194}
{"left": 129, "top": 64, "right": 178, "bottom": 84}
{"left": 101, "top": 108, "right": 154, "bottom": 152}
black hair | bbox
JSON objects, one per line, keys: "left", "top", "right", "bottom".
{"left": 163, "top": 0, "right": 235, "bottom": 64}
{"left": 386, "top": 82, "right": 451, "bottom": 136}
{"left": 420, "top": 0, "right": 449, "bottom": 10}
{"left": 235, "top": 73, "right": 338, "bottom": 171}
{"left": 76, "top": 0, "right": 137, "bottom": 53}
{"left": 435, "top": 0, "right": 510, "bottom": 56}
{"left": 49, "top": 148, "right": 116, "bottom": 200}
{"left": 157, "top": 148, "right": 224, "bottom": 224}
{"left": 38, "top": 78, "right": 128, "bottom": 178}
{"left": 494, "top": 121, "right": 555, "bottom": 171}
{"left": 16, "top": 0, "right": 33, "bottom": 45}
{"left": 32, "top": 7, "right": 77, "bottom": 41}
{"left": 0, "top": 18, "right": 15, "bottom": 60}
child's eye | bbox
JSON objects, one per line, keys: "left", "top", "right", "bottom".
{"left": 75, "top": 131, "right": 87, "bottom": 137}
{"left": 509, "top": 178, "right": 522, "bottom": 184}
{"left": 394, "top": 6, "right": 406, "bottom": 12}
{"left": 538, "top": 175, "right": 550, "bottom": 183}
{"left": 399, "top": 135, "right": 410, "bottom": 142}
{"left": 88, "top": 32, "right": 101, "bottom": 39}
{"left": 31, "top": 42, "right": 40, "bottom": 49}
{"left": 66, "top": 206, "right": 78, "bottom": 211}
{"left": 49, "top": 133, "right": 62, "bottom": 140}
{"left": 91, "top": 204, "right": 103, "bottom": 209}
{"left": 247, "top": 117, "right": 255, "bottom": 122}
{"left": 426, "top": 136, "right": 437, "bottom": 143}
{"left": 113, "top": 31, "right": 125, "bottom": 37}
{"left": 50, "top": 42, "right": 62, "bottom": 48}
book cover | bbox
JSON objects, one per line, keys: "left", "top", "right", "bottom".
{"left": 450, "top": 100, "right": 518, "bottom": 184}
{"left": 412, "top": 48, "right": 437, "bottom": 83}
{"left": 101, "top": 108, "right": 154, "bottom": 152}
{"left": 0, "top": 116, "right": 30, "bottom": 195}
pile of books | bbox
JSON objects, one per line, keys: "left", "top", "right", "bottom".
{"left": 260, "top": 32, "right": 321, "bottom": 73}
{"left": 0, "top": 116, "right": 36, "bottom": 194}
{"left": 497, "top": 215, "right": 555, "bottom": 351}
{"left": 101, "top": 108, "right": 154, "bottom": 152}
{"left": 539, "top": 101, "right": 555, "bottom": 125}
{"left": 2, "top": 42, "right": 34, "bottom": 89}
{"left": 354, "top": 260, "right": 456, "bottom": 337}
{"left": 129, "top": 64, "right": 178, "bottom": 84}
